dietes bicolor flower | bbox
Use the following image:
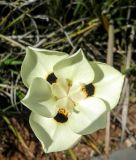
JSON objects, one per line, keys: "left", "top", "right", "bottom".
{"left": 21, "top": 47, "right": 124, "bottom": 153}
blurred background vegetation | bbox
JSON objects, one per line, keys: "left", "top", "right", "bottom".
{"left": 0, "top": 0, "right": 136, "bottom": 159}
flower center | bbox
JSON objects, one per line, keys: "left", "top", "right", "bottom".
{"left": 54, "top": 108, "right": 68, "bottom": 123}
{"left": 52, "top": 78, "right": 95, "bottom": 123}
{"left": 47, "top": 73, "right": 57, "bottom": 84}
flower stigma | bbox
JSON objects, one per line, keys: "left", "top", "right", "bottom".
{"left": 67, "top": 79, "right": 72, "bottom": 87}
{"left": 47, "top": 72, "right": 57, "bottom": 84}
{"left": 54, "top": 108, "right": 68, "bottom": 123}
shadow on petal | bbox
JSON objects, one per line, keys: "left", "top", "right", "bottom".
{"left": 78, "top": 98, "right": 111, "bottom": 135}
{"left": 78, "top": 112, "right": 107, "bottom": 135}
{"left": 29, "top": 116, "right": 53, "bottom": 152}
{"left": 99, "top": 98, "right": 111, "bottom": 111}
{"left": 22, "top": 97, "right": 57, "bottom": 117}
{"left": 90, "top": 62, "right": 104, "bottom": 83}
{"left": 21, "top": 48, "right": 38, "bottom": 87}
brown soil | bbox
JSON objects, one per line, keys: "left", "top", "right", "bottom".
{"left": 0, "top": 102, "right": 136, "bottom": 160}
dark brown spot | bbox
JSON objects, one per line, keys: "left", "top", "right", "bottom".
{"left": 47, "top": 73, "right": 57, "bottom": 84}
{"left": 54, "top": 108, "right": 68, "bottom": 123}
{"left": 54, "top": 113, "right": 68, "bottom": 123}
{"left": 85, "top": 83, "right": 95, "bottom": 96}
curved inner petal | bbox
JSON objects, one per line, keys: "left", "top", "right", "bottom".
{"left": 68, "top": 97, "right": 108, "bottom": 134}
{"left": 79, "top": 112, "right": 107, "bottom": 135}
{"left": 54, "top": 49, "right": 94, "bottom": 85}
{"left": 40, "top": 98, "right": 58, "bottom": 117}
{"left": 21, "top": 78, "right": 57, "bottom": 117}
{"left": 23, "top": 77, "right": 51, "bottom": 102}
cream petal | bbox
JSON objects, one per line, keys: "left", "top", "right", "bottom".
{"left": 29, "top": 112, "right": 81, "bottom": 153}
{"left": 51, "top": 78, "right": 69, "bottom": 99}
{"left": 21, "top": 46, "right": 68, "bottom": 87}
{"left": 68, "top": 83, "right": 86, "bottom": 103}
{"left": 90, "top": 62, "right": 125, "bottom": 109}
{"left": 56, "top": 97, "right": 75, "bottom": 113}
{"left": 54, "top": 49, "right": 94, "bottom": 85}
{"left": 68, "top": 97, "right": 108, "bottom": 134}
{"left": 21, "top": 78, "right": 57, "bottom": 117}
{"left": 78, "top": 112, "right": 107, "bottom": 135}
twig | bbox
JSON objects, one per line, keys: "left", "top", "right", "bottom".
{"left": 121, "top": 26, "right": 135, "bottom": 143}
{"left": 0, "top": 34, "right": 26, "bottom": 50}
{"left": 43, "top": 20, "right": 100, "bottom": 48}
{"left": 121, "top": 84, "right": 129, "bottom": 143}
{"left": 2, "top": 115, "right": 34, "bottom": 159}
{"left": 104, "top": 20, "right": 114, "bottom": 160}
{"left": 106, "top": 21, "right": 114, "bottom": 65}
{"left": 82, "top": 136, "right": 102, "bottom": 155}
{"left": 68, "top": 149, "right": 77, "bottom": 160}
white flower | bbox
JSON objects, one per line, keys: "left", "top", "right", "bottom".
{"left": 21, "top": 47, "right": 124, "bottom": 153}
